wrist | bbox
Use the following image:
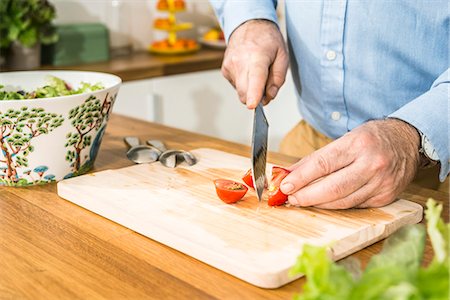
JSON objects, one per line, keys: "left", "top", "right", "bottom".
{"left": 416, "top": 130, "right": 440, "bottom": 168}
{"left": 379, "top": 118, "right": 422, "bottom": 167}
{"left": 383, "top": 118, "right": 438, "bottom": 169}
{"left": 229, "top": 19, "right": 279, "bottom": 42}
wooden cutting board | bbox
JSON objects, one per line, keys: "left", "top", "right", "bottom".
{"left": 57, "top": 148, "right": 423, "bottom": 288}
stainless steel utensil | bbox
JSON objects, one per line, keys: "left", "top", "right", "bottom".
{"left": 124, "top": 137, "right": 161, "bottom": 164}
{"left": 146, "top": 140, "right": 167, "bottom": 152}
{"left": 158, "top": 150, "right": 184, "bottom": 168}
{"left": 181, "top": 151, "right": 197, "bottom": 166}
{"left": 146, "top": 140, "right": 197, "bottom": 168}
{"left": 251, "top": 102, "right": 269, "bottom": 202}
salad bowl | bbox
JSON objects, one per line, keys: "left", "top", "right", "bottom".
{"left": 0, "top": 70, "right": 121, "bottom": 186}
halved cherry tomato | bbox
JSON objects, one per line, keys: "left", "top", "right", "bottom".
{"left": 268, "top": 166, "right": 290, "bottom": 206}
{"left": 214, "top": 179, "right": 248, "bottom": 204}
{"left": 242, "top": 169, "right": 254, "bottom": 188}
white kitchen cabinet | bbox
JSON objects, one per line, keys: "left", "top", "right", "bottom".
{"left": 113, "top": 70, "right": 301, "bottom": 151}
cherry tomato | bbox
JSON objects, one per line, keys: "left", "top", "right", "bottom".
{"left": 214, "top": 179, "right": 248, "bottom": 204}
{"left": 268, "top": 166, "right": 290, "bottom": 206}
{"left": 242, "top": 168, "right": 269, "bottom": 189}
{"left": 242, "top": 168, "right": 254, "bottom": 188}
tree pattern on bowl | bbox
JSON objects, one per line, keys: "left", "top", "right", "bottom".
{"left": 64, "top": 92, "right": 116, "bottom": 177}
{"left": 9, "top": 166, "right": 57, "bottom": 186}
{"left": 0, "top": 107, "right": 64, "bottom": 186}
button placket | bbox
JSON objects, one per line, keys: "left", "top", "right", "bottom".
{"left": 319, "top": 0, "right": 348, "bottom": 137}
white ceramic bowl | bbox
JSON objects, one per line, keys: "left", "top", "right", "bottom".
{"left": 0, "top": 70, "right": 121, "bottom": 186}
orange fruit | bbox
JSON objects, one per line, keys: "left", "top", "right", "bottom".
{"left": 157, "top": 0, "right": 168, "bottom": 10}
{"left": 174, "top": 0, "right": 185, "bottom": 9}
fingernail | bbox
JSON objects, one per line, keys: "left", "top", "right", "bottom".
{"left": 269, "top": 86, "right": 278, "bottom": 98}
{"left": 246, "top": 99, "right": 256, "bottom": 109}
{"left": 281, "top": 182, "right": 294, "bottom": 194}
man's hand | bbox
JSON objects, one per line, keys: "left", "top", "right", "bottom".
{"left": 222, "top": 19, "right": 289, "bottom": 109}
{"left": 280, "top": 119, "right": 421, "bottom": 209}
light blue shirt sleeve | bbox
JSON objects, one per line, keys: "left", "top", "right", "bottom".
{"left": 389, "top": 69, "right": 450, "bottom": 181}
{"left": 210, "top": 0, "right": 278, "bottom": 42}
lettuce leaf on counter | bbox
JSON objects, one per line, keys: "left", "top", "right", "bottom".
{"left": 290, "top": 199, "right": 449, "bottom": 300}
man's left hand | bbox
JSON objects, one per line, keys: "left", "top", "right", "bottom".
{"left": 280, "top": 119, "right": 421, "bottom": 209}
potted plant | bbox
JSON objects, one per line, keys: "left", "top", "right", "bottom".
{"left": 0, "top": 0, "right": 58, "bottom": 70}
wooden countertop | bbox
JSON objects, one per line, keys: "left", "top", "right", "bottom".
{"left": 1, "top": 114, "right": 448, "bottom": 299}
{"left": 5, "top": 49, "right": 224, "bottom": 82}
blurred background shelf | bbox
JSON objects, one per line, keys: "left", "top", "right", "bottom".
{"left": 38, "top": 48, "right": 224, "bottom": 82}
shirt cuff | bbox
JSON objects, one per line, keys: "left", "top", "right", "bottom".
{"left": 389, "top": 70, "right": 449, "bottom": 181}
{"left": 210, "top": 0, "right": 279, "bottom": 42}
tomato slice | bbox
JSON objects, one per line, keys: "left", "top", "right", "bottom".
{"left": 242, "top": 168, "right": 254, "bottom": 188}
{"left": 268, "top": 166, "right": 290, "bottom": 206}
{"left": 214, "top": 179, "right": 248, "bottom": 204}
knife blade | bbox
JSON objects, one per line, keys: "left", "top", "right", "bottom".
{"left": 251, "top": 102, "right": 269, "bottom": 202}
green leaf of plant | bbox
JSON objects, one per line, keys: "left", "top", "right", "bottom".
{"left": 18, "top": 27, "right": 37, "bottom": 47}
{"left": 8, "top": 24, "right": 20, "bottom": 40}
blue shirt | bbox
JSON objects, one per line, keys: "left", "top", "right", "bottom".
{"left": 211, "top": 0, "right": 449, "bottom": 181}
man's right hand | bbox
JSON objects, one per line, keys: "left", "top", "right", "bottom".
{"left": 221, "top": 19, "right": 289, "bottom": 109}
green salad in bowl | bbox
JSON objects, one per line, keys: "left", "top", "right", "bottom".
{"left": 0, "top": 75, "right": 104, "bottom": 100}
{"left": 0, "top": 70, "right": 121, "bottom": 187}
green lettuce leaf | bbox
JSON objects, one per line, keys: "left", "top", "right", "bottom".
{"left": 417, "top": 260, "right": 449, "bottom": 300}
{"left": 425, "top": 199, "right": 449, "bottom": 264}
{"left": 290, "top": 198, "right": 449, "bottom": 300}
{"left": 289, "top": 244, "right": 355, "bottom": 300}
{"left": 349, "top": 224, "right": 426, "bottom": 300}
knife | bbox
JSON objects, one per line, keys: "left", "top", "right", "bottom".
{"left": 251, "top": 102, "right": 269, "bottom": 202}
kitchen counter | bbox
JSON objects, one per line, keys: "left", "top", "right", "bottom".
{"left": 3, "top": 49, "right": 224, "bottom": 82}
{"left": 1, "top": 114, "right": 448, "bottom": 299}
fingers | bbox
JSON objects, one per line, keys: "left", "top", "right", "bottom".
{"left": 265, "top": 50, "right": 289, "bottom": 102}
{"left": 287, "top": 173, "right": 396, "bottom": 209}
{"left": 279, "top": 120, "right": 419, "bottom": 210}
{"left": 356, "top": 192, "right": 397, "bottom": 208}
{"left": 309, "top": 182, "right": 374, "bottom": 209}
{"left": 221, "top": 58, "right": 235, "bottom": 88}
{"left": 280, "top": 142, "right": 355, "bottom": 195}
{"left": 222, "top": 52, "right": 270, "bottom": 108}
{"left": 220, "top": 20, "right": 288, "bottom": 109}
{"left": 246, "top": 55, "right": 271, "bottom": 109}
{"left": 287, "top": 161, "right": 371, "bottom": 207}
{"left": 235, "top": 67, "right": 248, "bottom": 105}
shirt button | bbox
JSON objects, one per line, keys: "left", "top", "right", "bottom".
{"left": 326, "top": 50, "right": 337, "bottom": 61}
{"left": 331, "top": 111, "right": 341, "bottom": 121}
